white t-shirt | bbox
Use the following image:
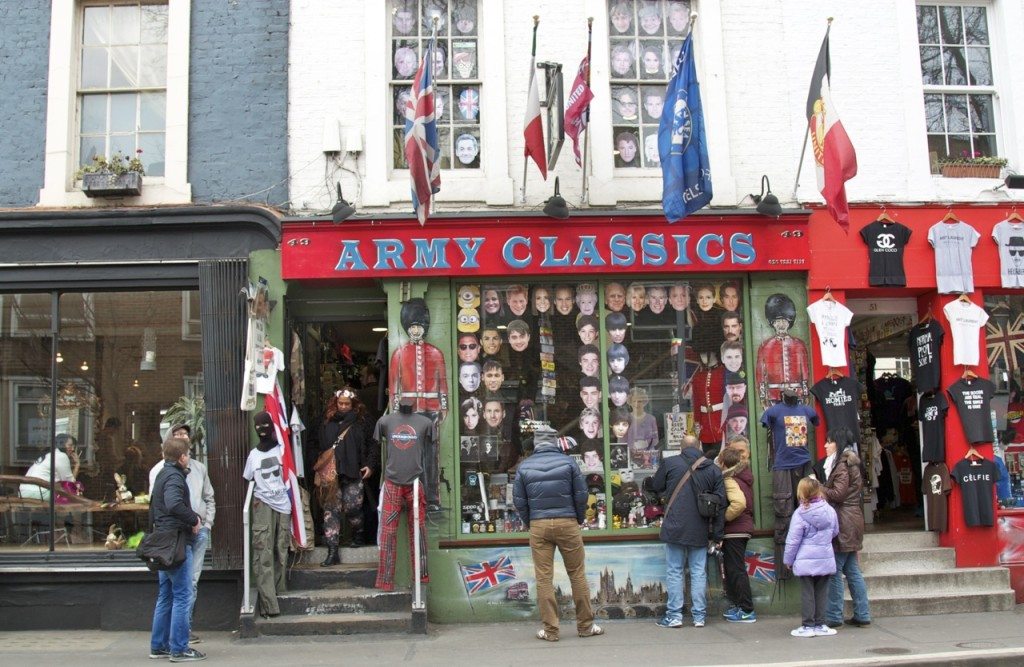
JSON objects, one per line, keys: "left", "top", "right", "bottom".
{"left": 806, "top": 298, "right": 854, "bottom": 368}
{"left": 928, "top": 221, "right": 980, "bottom": 294}
{"left": 254, "top": 345, "right": 285, "bottom": 395}
{"left": 243, "top": 447, "right": 292, "bottom": 514}
{"left": 21, "top": 450, "right": 75, "bottom": 500}
{"left": 992, "top": 220, "right": 1024, "bottom": 288}
{"left": 943, "top": 300, "right": 989, "bottom": 366}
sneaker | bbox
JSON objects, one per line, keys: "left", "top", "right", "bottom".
{"left": 189, "top": 633, "right": 201, "bottom": 644}
{"left": 693, "top": 619, "right": 705, "bottom": 628}
{"left": 814, "top": 624, "right": 838, "bottom": 637}
{"left": 149, "top": 648, "right": 171, "bottom": 659}
{"left": 725, "top": 609, "right": 757, "bottom": 623}
{"left": 578, "top": 623, "right": 604, "bottom": 638}
{"left": 826, "top": 620, "right": 844, "bottom": 629}
{"left": 790, "top": 625, "right": 817, "bottom": 638}
{"left": 722, "top": 606, "right": 739, "bottom": 619}
{"left": 656, "top": 616, "right": 683, "bottom": 628}
{"left": 846, "top": 617, "right": 871, "bottom": 627}
{"left": 169, "top": 648, "right": 207, "bottom": 662}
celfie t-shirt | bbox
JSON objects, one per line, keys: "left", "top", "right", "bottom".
{"left": 810, "top": 376, "right": 861, "bottom": 442}
{"left": 761, "top": 402, "right": 819, "bottom": 471}
{"left": 992, "top": 220, "right": 1024, "bottom": 288}
{"left": 942, "top": 300, "right": 988, "bottom": 366}
{"left": 918, "top": 391, "right": 949, "bottom": 463}
{"left": 907, "top": 320, "right": 944, "bottom": 393}
{"left": 947, "top": 377, "right": 996, "bottom": 444}
{"left": 928, "top": 221, "right": 980, "bottom": 294}
{"left": 806, "top": 298, "right": 854, "bottom": 368}
{"left": 860, "top": 220, "right": 912, "bottom": 286}
{"left": 374, "top": 411, "right": 434, "bottom": 485}
{"left": 952, "top": 457, "right": 1000, "bottom": 527}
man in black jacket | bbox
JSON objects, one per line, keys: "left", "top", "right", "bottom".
{"left": 513, "top": 427, "right": 603, "bottom": 642}
{"left": 149, "top": 437, "right": 204, "bottom": 662}
{"left": 645, "top": 435, "right": 725, "bottom": 629}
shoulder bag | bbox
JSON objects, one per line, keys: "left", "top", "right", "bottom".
{"left": 314, "top": 425, "right": 352, "bottom": 488}
{"left": 136, "top": 470, "right": 188, "bottom": 571}
{"left": 664, "top": 456, "right": 707, "bottom": 514}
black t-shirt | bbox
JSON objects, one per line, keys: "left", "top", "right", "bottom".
{"left": 947, "top": 378, "right": 996, "bottom": 444}
{"left": 907, "top": 321, "right": 945, "bottom": 394}
{"left": 918, "top": 391, "right": 949, "bottom": 463}
{"left": 810, "top": 376, "right": 861, "bottom": 441}
{"left": 922, "top": 462, "right": 951, "bottom": 532}
{"left": 860, "top": 220, "right": 912, "bottom": 286}
{"left": 952, "top": 457, "right": 1000, "bottom": 527}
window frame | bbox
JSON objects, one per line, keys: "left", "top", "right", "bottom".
{"left": 39, "top": 0, "right": 192, "bottom": 206}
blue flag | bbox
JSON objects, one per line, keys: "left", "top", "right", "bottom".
{"left": 658, "top": 34, "right": 712, "bottom": 223}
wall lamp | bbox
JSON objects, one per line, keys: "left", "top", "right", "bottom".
{"left": 751, "top": 175, "right": 782, "bottom": 218}
{"left": 331, "top": 182, "right": 355, "bottom": 223}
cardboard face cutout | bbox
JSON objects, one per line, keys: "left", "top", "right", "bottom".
{"left": 457, "top": 307, "right": 481, "bottom": 333}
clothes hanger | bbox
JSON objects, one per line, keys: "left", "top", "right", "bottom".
{"left": 827, "top": 367, "right": 843, "bottom": 380}
{"left": 965, "top": 445, "right": 983, "bottom": 465}
{"left": 957, "top": 292, "right": 972, "bottom": 304}
{"left": 823, "top": 286, "right": 835, "bottom": 302}
{"left": 942, "top": 207, "right": 960, "bottom": 223}
{"left": 877, "top": 206, "right": 896, "bottom": 224}
{"left": 962, "top": 366, "right": 978, "bottom": 380}
{"left": 919, "top": 305, "right": 933, "bottom": 324}
{"left": 1008, "top": 206, "right": 1024, "bottom": 223}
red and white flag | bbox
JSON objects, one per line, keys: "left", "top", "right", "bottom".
{"left": 264, "top": 381, "right": 308, "bottom": 548}
{"left": 523, "top": 21, "right": 547, "bottom": 180}
{"left": 564, "top": 56, "right": 593, "bottom": 167}
{"left": 807, "top": 26, "right": 857, "bottom": 233}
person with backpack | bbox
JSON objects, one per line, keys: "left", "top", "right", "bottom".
{"left": 719, "top": 445, "right": 756, "bottom": 623}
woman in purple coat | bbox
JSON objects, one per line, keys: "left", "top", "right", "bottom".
{"left": 783, "top": 477, "right": 839, "bottom": 638}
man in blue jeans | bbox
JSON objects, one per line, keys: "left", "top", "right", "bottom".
{"left": 645, "top": 435, "right": 725, "bottom": 628}
{"left": 149, "top": 436, "right": 205, "bottom": 662}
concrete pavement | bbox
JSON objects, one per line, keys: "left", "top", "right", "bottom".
{"left": 2, "top": 607, "right": 1022, "bottom": 666}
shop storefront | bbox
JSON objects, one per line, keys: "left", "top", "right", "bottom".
{"left": 0, "top": 206, "right": 280, "bottom": 630}
{"left": 807, "top": 203, "right": 1024, "bottom": 603}
{"left": 282, "top": 210, "right": 821, "bottom": 620}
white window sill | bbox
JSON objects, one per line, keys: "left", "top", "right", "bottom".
{"left": 38, "top": 180, "right": 193, "bottom": 208}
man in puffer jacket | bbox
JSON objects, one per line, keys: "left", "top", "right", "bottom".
{"left": 719, "top": 445, "right": 756, "bottom": 623}
{"left": 513, "top": 427, "right": 603, "bottom": 642}
{"left": 645, "top": 435, "right": 726, "bottom": 628}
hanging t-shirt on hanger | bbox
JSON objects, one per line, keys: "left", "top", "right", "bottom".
{"left": 760, "top": 401, "right": 819, "bottom": 471}
{"left": 860, "top": 220, "right": 912, "bottom": 286}
{"left": 907, "top": 320, "right": 945, "bottom": 393}
{"left": 810, "top": 375, "right": 861, "bottom": 442}
{"left": 806, "top": 298, "right": 855, "bottom": 368}
{"left": 992, "top": 219, "right": 1024, "bottom": 288}
{"left": 947, "top": 377, "right": 996, "bottom": 444}
{"left": 951, "top": 456, "right": 1000, "bottom": 527}
{"left": 943, "top": 299, "right": 989, "bottom": 366}
{"left": 918, "top": 390, "right": 949, "bottom": 462}
{"left": 922, "top": 462, "right": 951, "bottom": 532}
{"left": 928, "top": 220, "right": 980, "bottom": 294}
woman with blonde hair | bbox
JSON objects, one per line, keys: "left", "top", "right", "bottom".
{"left": 783, "top": 477, "right": 839, "bottom": 638}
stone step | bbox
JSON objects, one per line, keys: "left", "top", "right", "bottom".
{"left": 288, "top": 562, "right": 378, "bottom": 590}
{"left": 861, "top": 530, "right": 938, "bottom": 552}
{"left": 846, "top": 589, "right": 1016, "bottom": 618}
{"left": 277, "top": 587, "right": 411, "bottom": 615}
{"left": 858, "top": 546, "right": 956, "bottom": 574}
{"left": 294, "top": 545, "right": 379, "bottom": 566}
{"left": 856, "top": 567, "right": 1011, "bottom": 597}
{"left": 257, "top": 611, "right": 411, "bottom": 636}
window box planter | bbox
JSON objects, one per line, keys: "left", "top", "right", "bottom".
{"left": 81, "top": 172, "right": 143, "bottom": 198}
{"left": 940, "top": 164, "right": 1003, "bottom": 179}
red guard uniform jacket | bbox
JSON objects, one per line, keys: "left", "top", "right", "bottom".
{"left": 389, "top": 341, "right": 449, "bottom": 413}
{"left": 755, "top": 335, "right": 809, "bottom": 406}
{"left": 692, "top": 365, "right": 725, "bottom": 445}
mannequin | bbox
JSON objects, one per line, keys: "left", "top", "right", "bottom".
{"left": 372, "top": 398, "right": 433, "bottom": 592}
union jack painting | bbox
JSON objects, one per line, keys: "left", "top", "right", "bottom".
{"left": 987, "top": 313, "right": 1024, "bottom": 371}
{"left": 461, "top": 554, "right": 517, "bottom": 595}
{"left": 745, "top": 549, "right": 775, "bottom": 584}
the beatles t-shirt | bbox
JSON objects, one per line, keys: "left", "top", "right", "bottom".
{"left": 992, "top": 220, "right": 1024, "bottom": 288}
{"left": 918, "top": 391, "right": 949, "bottom": 462}
{"left": 952, "top": 457, "right": 1000, "bottom": 527}
{"left": 806, "top": 299, "right": 854, "bottom": 368}
{"left": 947, "top": 377, "right": 996, "bottom": 444}
{"left": 860, "top": 220, "right": 912, "bottom": 286}
{"left": 922, "top": 462, "right": 951, "bottom": 532}
{"left": 942, "top": 300, "right": 989, "bottom": 366}
{"left": 907, "top": 320, "right": 945, "bottom": 393}
{"left": 374, "top": 411, "right": 434, "bottom": 485}
{"left": 810, "top": 376, "right": 860, "bottom": 441}
{"left": 928, "top": 221, "right": 980, "bottom": 294}
{"left": 761, "top": 402, "right": 819, "bottom": 471}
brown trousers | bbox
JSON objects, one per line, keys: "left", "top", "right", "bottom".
{"left": 529, "top": 517, "right": 594, "bottom": 637}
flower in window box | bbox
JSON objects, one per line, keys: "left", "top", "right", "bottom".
{"left": 76, "top": 149, "right": 145, "bottom": 198}
{"left": 938, "top": 152, "right": 1008, "bottom": 179}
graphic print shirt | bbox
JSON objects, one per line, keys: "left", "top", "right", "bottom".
{"left": 942, "top": 300, "right": 989, "bottom": 366}
{"left": 952, "top": 457, "right": 1000, "bottom": 527}
{"left": 810, "top": 376, "right": 861, "bottom": 441}
{"left": 947, "top": 377, "right": 996, "bottom": 444}
{"left": 860, "top": 220, "right": 912, "bottom": 286}
{"left": 907, "top": 320, "right": 945, "bottom": 393}
{"left": 760, "top": 402, "right": 819, "bottom": 471}
{"left": 922, "top": 462, "right": 951, "bottom": 532}
{"left": 243, "top": 447, "right": 292, "bottom": 513}
{"left": 928, "top": 221, "right": 980, "bottom": 294}
{"left": 992, "top": 219, "right": 1024, "bottom": 288}
{"left": 374, "top": 411, "right": 434, "bottom": 485}
{"left": 918, "top": 391, "right": 949, "bottom": 463}
{"left": 806, "top": 298, "right": 854, "bottom": 368}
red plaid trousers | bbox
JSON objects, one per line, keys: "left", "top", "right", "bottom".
{"left": 375, "top": 479, "right": 429, "bottom": 591}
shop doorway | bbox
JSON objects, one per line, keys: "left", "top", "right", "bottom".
{"left": 848, "top": 301, "right": 924, "bottom": 531}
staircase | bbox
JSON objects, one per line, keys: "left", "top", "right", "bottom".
{"left": 851, "top": 531, "right": 1015, "bottom": 617}
{"left": 250, "top": 546, "right": 419, "bottom": 637}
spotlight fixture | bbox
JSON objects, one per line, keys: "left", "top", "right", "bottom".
{"left": 80, "top": 360, "right": 89, "bottom": 372}
{"left": 132, "top": 378, "right": 140, "bottom": 388}
{"left": 751, "top": 175, "right": 782, "bottom": 218}
{"left": 56, "top": 351, "right": 63, "bottom": 364}
{"left": 1004, "top": 174, "right": 1024, "bottom": 190}
{"left": 542, "top": 177, "right": 570, "bottom": 220}
{"left": 331, "top": 182, "right": 356, "bottom": 223}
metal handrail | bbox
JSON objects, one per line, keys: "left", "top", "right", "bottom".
{"left": 240, "top": 481, "right": 255, "bottom": 615}
{"left": 413, "top": 478, "right": 424, "bottom": 610}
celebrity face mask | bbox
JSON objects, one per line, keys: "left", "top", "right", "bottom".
{"left": 555, "top": 288, "right": 574, "bottom": 315}
{"left": 481, "top": 329, "right": 502, "bottom": 355}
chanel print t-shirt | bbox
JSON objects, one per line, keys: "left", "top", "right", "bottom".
{"left": 810, "top": 376, "right": 861, "bottom": 442}
{"left": 943, "top": 300, "right": 989, "bottom": 366}
{"left": 922, "top": 462, "right": 951, "bottom": 532}
{"left": 992, "top": 220, "right": 1024, "bottom": 288}
{"left": 860, "top": 220, "right": 912, "bottom": 286}
{"left": 928, "top": 221, "right": 980, "bottom": 294}
{"left": 806, "top": 298, "right": 855, "bottom": 368}
{"left": 947, "top": 377, "right": 996, "bottom": 444}
{"left": 952, "top": 457, "right": 1000, "bottom": 527}
{"left": 918, "top": 391, "right": 949, "bottom": 462}
{"left": 907, "top": 320, "right": 945, "bottom": 393}
{"left": 761, "top": 402, "right": 819, "bottom": 471}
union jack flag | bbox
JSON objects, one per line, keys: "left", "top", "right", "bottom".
{"left": 405, "top": 33, "right": 441, "bottom": 226}
{"left": 987, "top": 313, "right": 1024, "bottom": 371}
{"left": 745, "top": 549, "right": 775, "bottom": 584}
{"left": 461, "top": 554, "right": 517, "bottom": 595}
{"left": 458, "top": 88, "right": 479, "bottom": 120}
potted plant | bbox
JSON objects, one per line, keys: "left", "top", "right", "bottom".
{"left": 163, "top": 394, "right": 206, "bottom": 458}
{"left": 938, "top": 152, "right": 1008, "bottom": 179}
{"left": 76, "top": 149, "right": 145, "bottom": 197}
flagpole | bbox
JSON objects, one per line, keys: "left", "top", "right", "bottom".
{"left": 522, "top": 15, "right": 540, "bottom": 204}
{"left": 580, "top": 17, "right": 593, "bottom": 207}
{"left": 792, "top": 17, "right": 833, "bottom": 201}
{"left": 457, "top": 562, "right": 477, "bottom": 613}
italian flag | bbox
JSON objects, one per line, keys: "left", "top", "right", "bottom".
{"left": 806, "top": 26, "right": 857, "bottom": 233}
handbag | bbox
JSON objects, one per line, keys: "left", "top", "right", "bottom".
{"left": 136, "top": 528, "right": 186, "bottom": 571}
{"left": 695, "top": 488, "right": 721, "bottom": 519}
{"left": 313, "top": 425, "right": 351, "bottom": 488}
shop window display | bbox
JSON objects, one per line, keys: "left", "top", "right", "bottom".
{"left": 985, "top": 294, "right": 1024, "bottom": 508}
{"left": 454, "top": 278, "right": 747, "bottom": 534}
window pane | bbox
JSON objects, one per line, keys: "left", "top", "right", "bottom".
{"left": 969, "top": 94, "right": 995, "bottom": 133}
{"left": 454, "top": 85, "right": 480, "bottom": 124}
{"left": 393, "top": 129, "right": 408, "bottom": 168}
{"left": 637, "top": 1, "right": 664, "bottom": 37}
{"left": 80, "top": 94, "right": 107, "bottom": 134}
{"left": 81, "top": 47, "right": 109, "bottom": 88}
{"left": 942, "top": 47, "right": 966, "bottom": 85}
{"left": 926, "top": 134, "right": 949, "bottom": 160}
{"left": 109, "top": 134, "right": 135, "bottom": 159}
{"left": 610, "top": 40, "right": 637, "bottom": 78}
{"left": 642, "top": 127, "right": 660, "bottom": 167}
{"left": 141, "top": 5, "right": 169, "bottom": 44}
{"left": 973, "top": 134, "right": 996, "bottom": 157}
{"left": 612, "top": 85, "right": 640, "bottom": 123}
{"left": 917, "top": 5, "right": 939, "bottom": 44}
{"left": 436, "top": 87, "right": 450, "bottom": 123}
{"left": 919, "top": 46, "right": 941, "bottom": 84}
{"left": 966, "top": 46, "right": 991, "bottom": 86}
{"left": 939, "top": 5, "right": 963, "bottom": 45}
{"left": 666, "top": 1, "right": 691, "bottom": 36}
{"left": 948, "top": 134, "right": 972, "bottom": 159}
{"left": 393, "top": 40, "right": 419, "bottom": 79}
{"left": 451, "top": 40, "right": 477, "bottom": 79}
{"left": 639, "top": 41, "right": 666, "bottom": 79}
{"left": 393, "top": 86, "right": 413, "bottom": 125}
{"left": 963, "top": 6, "right": 989, "bottom": 45}
{"left": 453, "top": 1, "right": 476, "bottom": 36}
{"left": 110, "top": 93, "right": 136, "bottom": 133}
{"left": 433, "top": 42, "right": 448, "bottom": 80}
{"left": 453, "top": 129, "right": 479, "bottom": 168}
{"left": 424, "top": 0, "right": 449, "bottom": 36}
{"left": 609, "top": 1, "right": 635, "bottom": 36}
{"left": 641, "top": 85, "right": 665, "bottom": 123}
{"left": 83, "top": 6, "right": 109, "bottom": 45}
{"left": 138, "top": 133, "right": 165, "bottom": 177}
{"left": 614, "top": 127, "right": 640, "bottom": 167}
{"left": 924, "top": 94, "right": 945, "bottom": 132}
{"left": 140, "top": 92, "right": 166, "bottom": 131}
{"left": 944, "top": 94, "right": 969, "bottom": 133}
{"left": 139, "top": 45, "right": 167, "bottom": 87}
{"left": 80, "top": 136, "right": 105, "bottom": 168}
{"left": 438, "top": 128, "right": 452, "bottom": 169}
{"left": 110, "top": 5, "right": 140, "bottom": 44}
{"left": 109, "top": 46, "right": 139, "bottom": 88}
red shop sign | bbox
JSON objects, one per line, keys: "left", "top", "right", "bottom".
{"left": 281, "top": 215, "right": 810, "bottom": 280}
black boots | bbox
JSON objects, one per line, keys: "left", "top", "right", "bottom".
{"left": 320, "top": 545, "right": 340, "bottom": 567}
